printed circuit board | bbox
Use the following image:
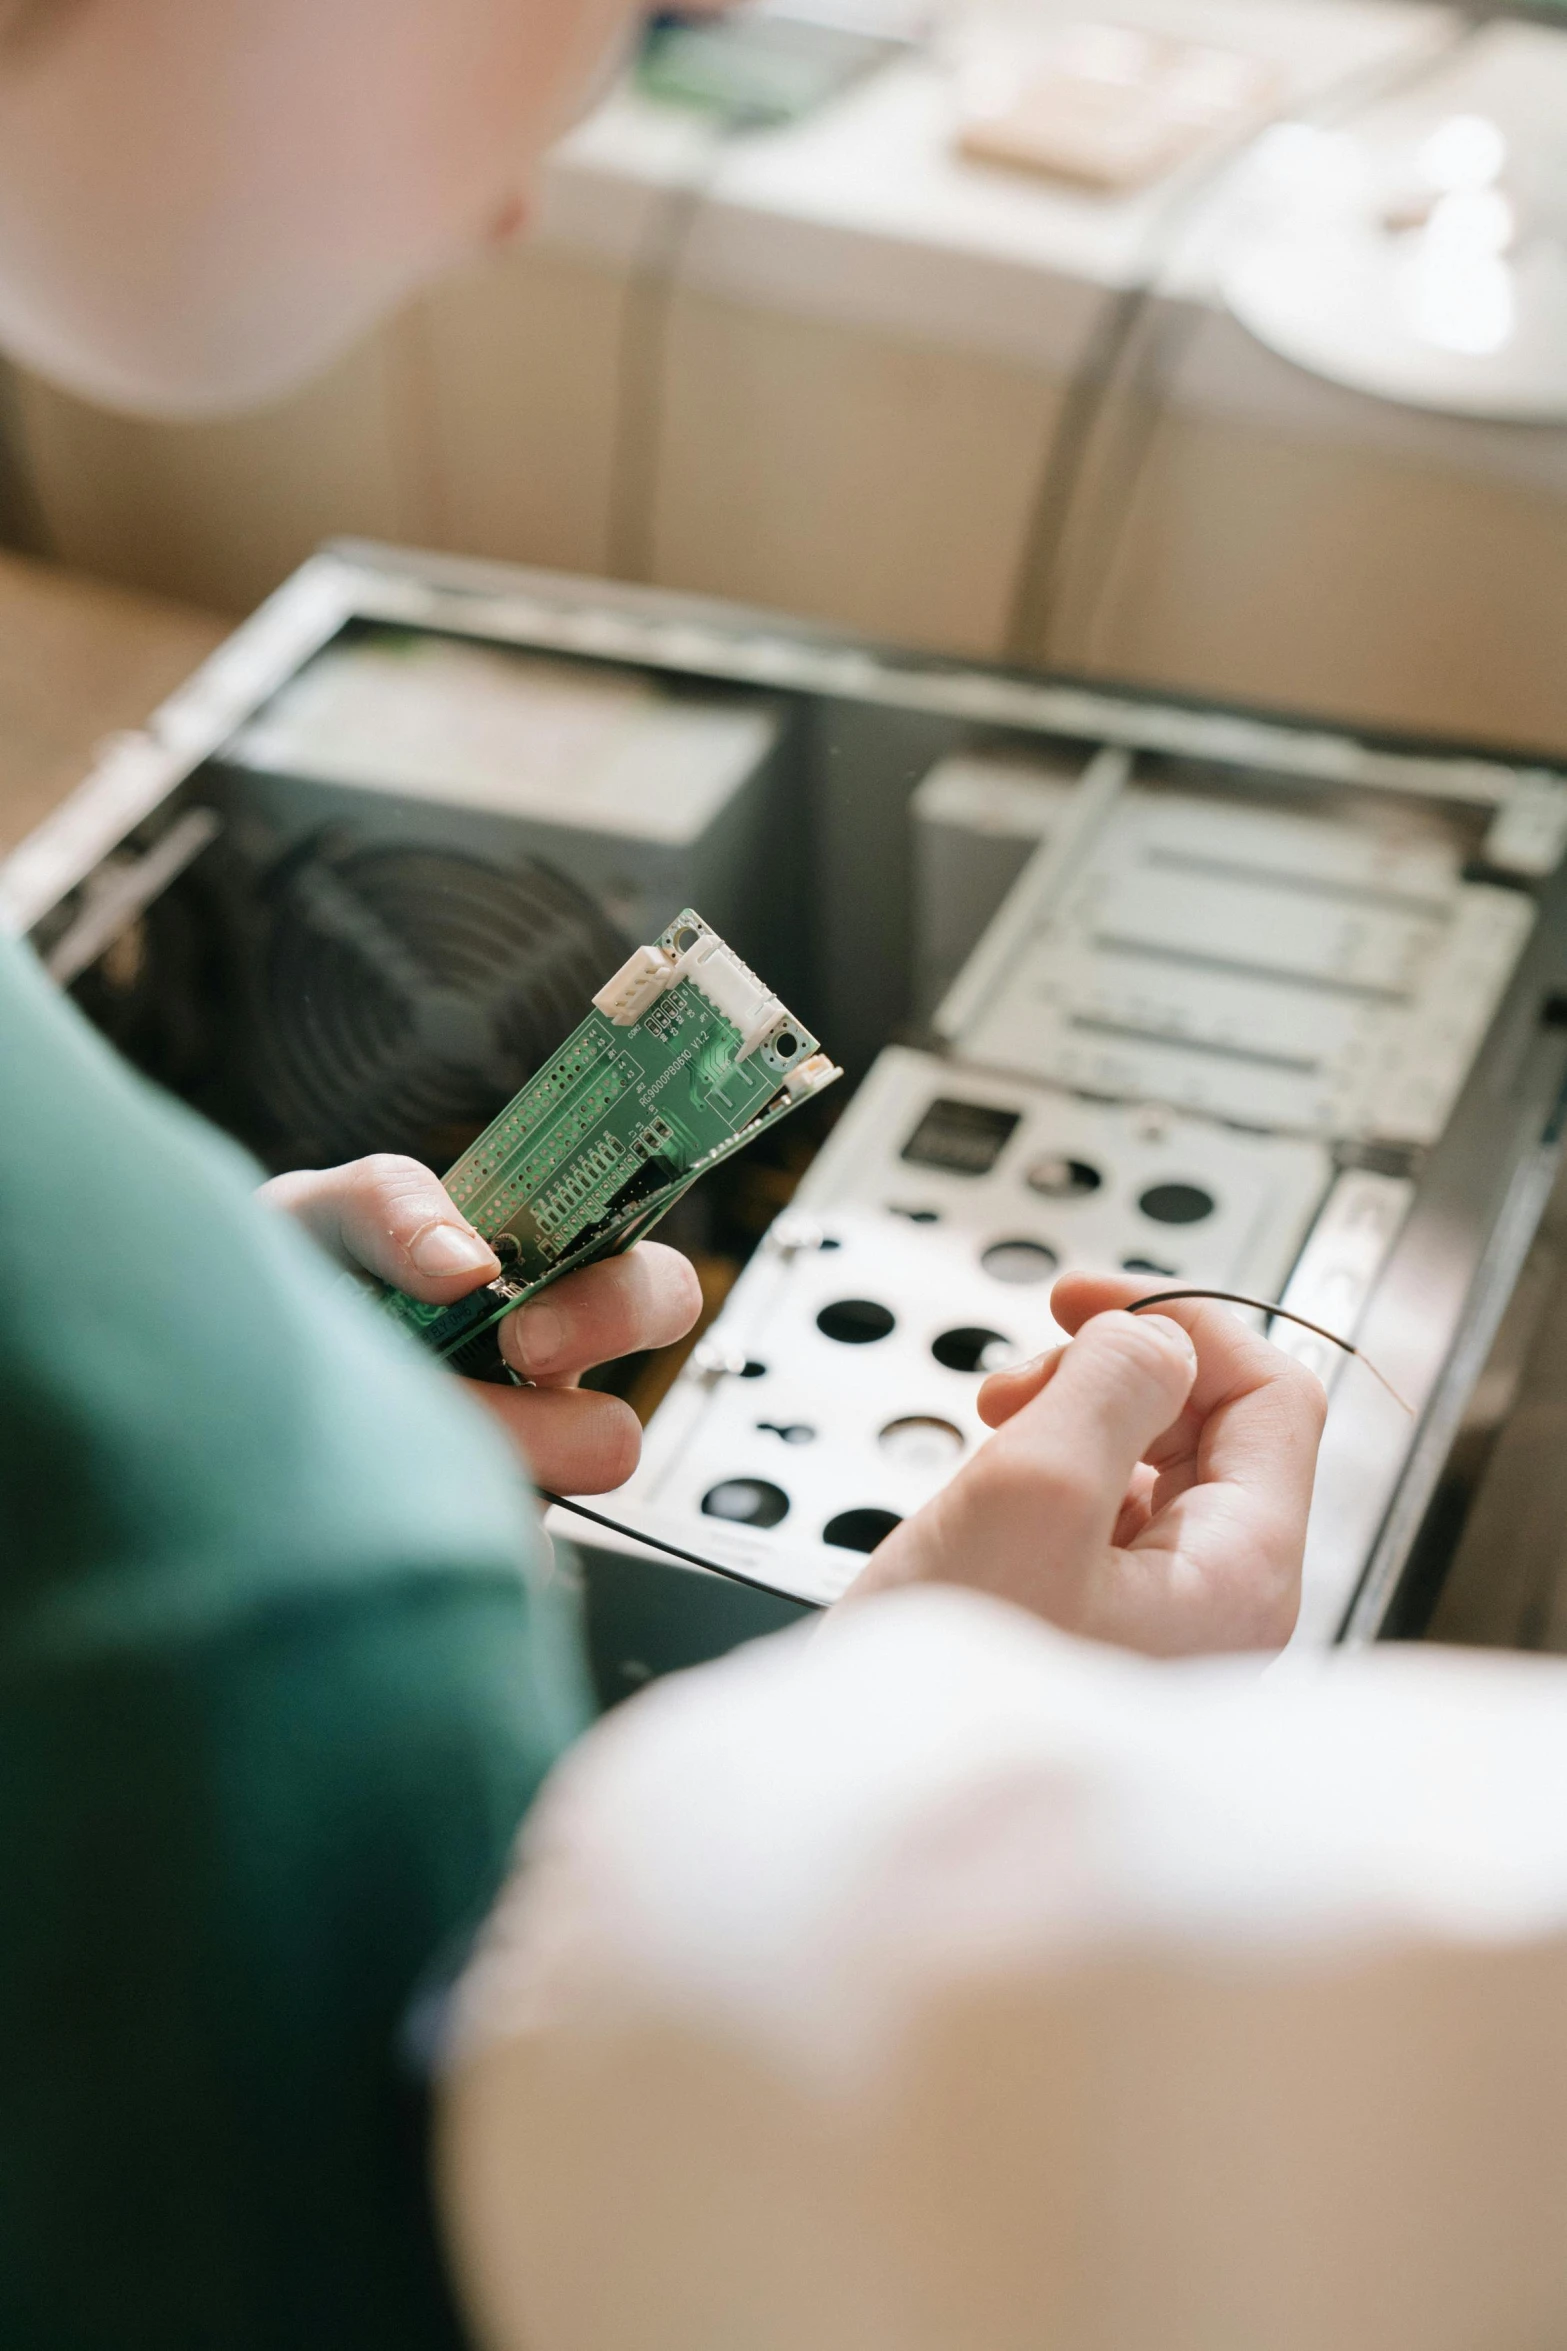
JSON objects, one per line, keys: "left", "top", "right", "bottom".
{"left": 381, "top": 909, "right": 839, "bottom": 1372}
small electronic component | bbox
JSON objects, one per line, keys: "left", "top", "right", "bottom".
{"left": 380, "top": 910, "right": 839, "bottom": 1373}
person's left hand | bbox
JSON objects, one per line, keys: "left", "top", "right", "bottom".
{"left": 260, "top": 1154, "right": 702, "bottom": 1494}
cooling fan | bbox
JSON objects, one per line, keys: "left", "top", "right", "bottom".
{"left": 250, "top": 833, "right": 629, "bottom": 1169}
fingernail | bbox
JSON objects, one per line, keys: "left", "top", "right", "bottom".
{"left": 507, "top": 1301, "right": 565, "bottom": 1372}
{"left": 1138, "top": 1313, "right": 1197, "bottom": 1362}
{"left": 410, "top": 1221, "right": 496, "bottom": 1278}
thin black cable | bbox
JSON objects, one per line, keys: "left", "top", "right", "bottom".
{"left": 607, "top": 109, "right": 760, "bottom": 585}
{"left": 538, "top": 1488, "right": 827, "bottom": 1608}
{"left": 1004, "top": 282, "right": 1150, "bottom": 667}
{"left": 1003, "top": 15, "right": 1483, "bottom": 670}
{"left": 1058, "top": 19, "right": 1490, "bottom": 668}
{"left": 544, "top": 1284, "right": 1411, "bottom": 1597}
{"left": 1126, "top": 1287, "right": 1414, "bottom": 1414}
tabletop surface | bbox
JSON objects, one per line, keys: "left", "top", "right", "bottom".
{"left": 0, "top": 550, "right": 225, "bottom": 866}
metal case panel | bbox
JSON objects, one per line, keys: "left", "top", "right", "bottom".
{"left": 617, "top": 1047, "right": 1332, "bottom": 1608}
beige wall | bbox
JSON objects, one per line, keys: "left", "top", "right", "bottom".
{"left": 10, "top": 236, "right": 1567, "bottom": 757}
{"left": 647, "top": 290, "right": 1061, "bottom": 659}
{"left": 1072, "top": 401, "right": 1567, "bottom": 758}
{"left": 12, "top": 319, "right": 425, "bottom": 617}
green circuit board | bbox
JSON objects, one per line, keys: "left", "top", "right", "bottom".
{"left": 380, "top": 909, "right": 839, "bottom": 1372}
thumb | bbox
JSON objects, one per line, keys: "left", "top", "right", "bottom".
{"left": 842, "top": 1309, "right": 1200, "bottom": 1623}
{"left": 259, "top": 1154, "right": 500, "bottom": 1300}
{"left": 984, "top": 1311, "right": 1199, "bottom": 1559}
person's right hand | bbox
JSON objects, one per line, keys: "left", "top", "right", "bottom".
{"left": 843, "top": 1273, "right": 1327, "bottom": 1655}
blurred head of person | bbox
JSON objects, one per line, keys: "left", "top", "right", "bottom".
{"left": 0, "top": 0, "right": 643, "bottom": 415}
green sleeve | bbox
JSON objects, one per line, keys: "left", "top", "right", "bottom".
{"left": 0, "top": 933, "right": 592, "bottom": 2348}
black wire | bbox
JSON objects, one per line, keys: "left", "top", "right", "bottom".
{"left": 1127, "top": 1286, "right": 1350, "bottom": 1348}
{"left": 1003, "top": 16, "right": 1483, "bottom": 671}
{"left": 607, "top": 109, "right": 761, "bottom": 585}
{"left": 1126, "top": 1287, "right": 1414, "bottom": 1415}
{"left": 538, "top": 1488, "right": 827, "bottom": 1609}
{"left": 1004, "top": 281, "right": 1153, "bottom": 668}
{"left": 541, "top": 1289, "right": 1410, "bottom": 1597}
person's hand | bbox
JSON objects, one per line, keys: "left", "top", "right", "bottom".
{"left": 259, "top": 1155, "right": 702, "bottom": 1495}
{"left": 844, "top": 1272, "right": 1327, "bottom": 1655}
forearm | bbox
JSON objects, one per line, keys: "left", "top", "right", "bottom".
{"left": 0, "top": 933, "right": 548, "bottom": 1628}
{"left": 437, "top": 1595, "right": 1567, "bottom": 2351}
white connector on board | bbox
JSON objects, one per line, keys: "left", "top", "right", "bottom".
{"left": 594, "top": 942, "right": 676, "bottom": 1026}
{"left": 669, "top": 919, "right": 784, "bottom": 1062}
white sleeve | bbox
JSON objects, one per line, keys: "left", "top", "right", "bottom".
{"left": 435, "top": 1588, "right": 1567, "bottom": 2351}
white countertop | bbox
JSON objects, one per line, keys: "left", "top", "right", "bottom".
{"left": 534, "top": 1, "right": 1567, "bottom": 485}
{"left": 538, "top": 0, "right": 1457, "bottom": 372}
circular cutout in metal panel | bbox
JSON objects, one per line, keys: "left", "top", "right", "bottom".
{"left": 932, "top": 1326, "right": 1015, "bottom": 1374}
{"left": 878, "top": 1417, "right": 966, "bottom": 1473}
{"left": 817, "top": 1298, "right": 896, "bottom": 1345}
{"left": 702, "top": 1478, "right": 790, "bottom": 1528}
{"left": 1123, "top": 1255, "right": 1176, "bottom": 1277}
{"left": 1138, "top": 1181, "right": 1216, "bottom": 1226}
{"left": 981, "top": 1239, "right": 1060, "bottom": 1285}
{"left": 823, "top": 1508, "right": 902, "bottom": 1553}
{"left": 1026, "top": 1155, "right": 1103, "bottom": 1199}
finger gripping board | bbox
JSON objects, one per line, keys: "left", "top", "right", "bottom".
{"left": 379, "top": 909, "right": 839, "bottom": 1361}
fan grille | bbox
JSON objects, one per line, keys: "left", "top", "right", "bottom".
{"left": 256, "top": 838, "right": 628, "bottom": 1168}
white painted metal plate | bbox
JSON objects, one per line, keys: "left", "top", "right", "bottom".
{"left": 945, "top": 783, "right": 1534, "bottom": 1144}
{"left": 614, "top": 1046, "right": 1332, "bottom": 1607}
{"left": 1270, "top": 1167, "right": 1416, "bottom": 1396}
